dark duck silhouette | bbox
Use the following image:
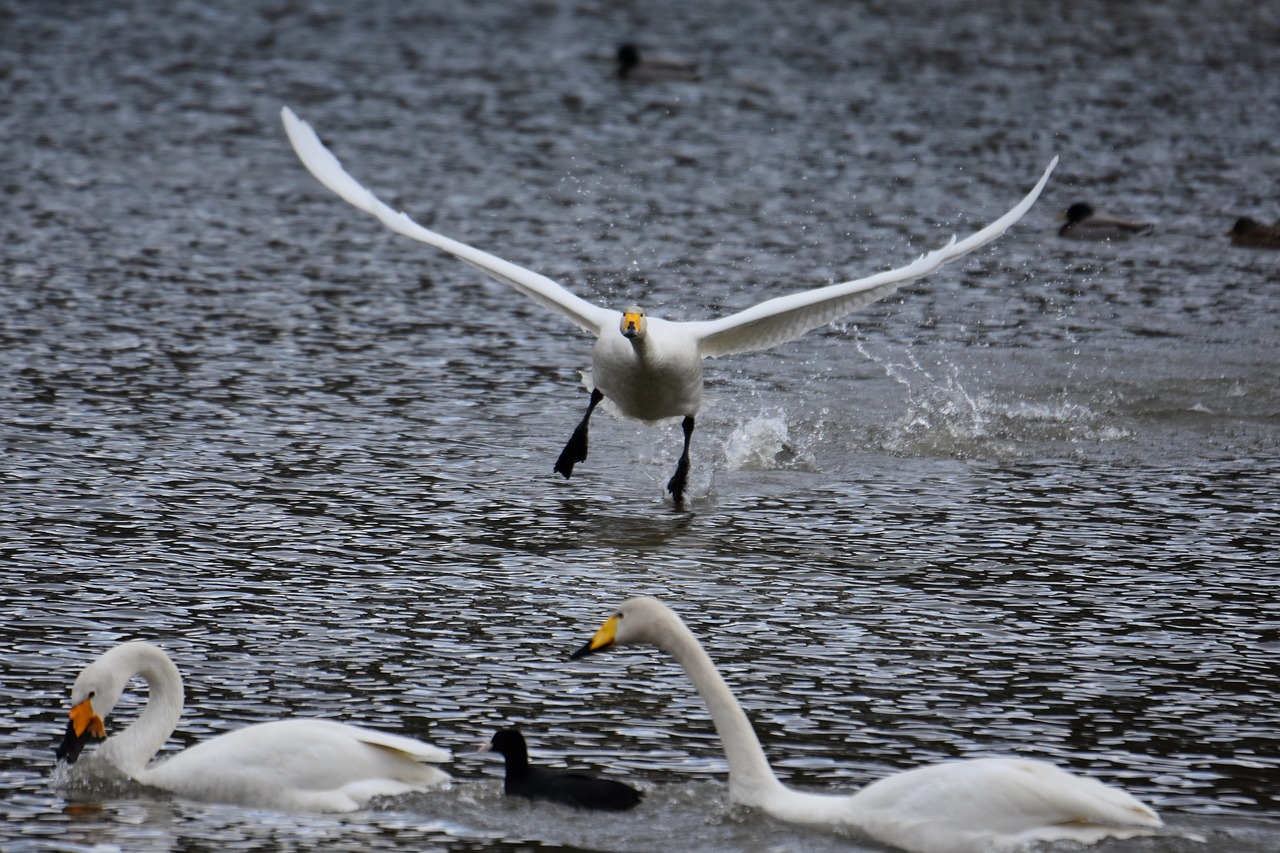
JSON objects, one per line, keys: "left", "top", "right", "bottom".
{"left": 1227, "top": 217, "right": 1280, "bottom": 249}
{"left": 1058, "top": 202, "right": 1153, "bottom": 240}
{"left": 616, "top": 43, "right": 701, "bottom": 82}
{"left": 480, "top": 728, "right": 643, "bottom": 811}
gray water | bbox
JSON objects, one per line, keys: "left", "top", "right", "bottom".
{"left": 2, "top": 0, "right": 1278, "bottom": 851}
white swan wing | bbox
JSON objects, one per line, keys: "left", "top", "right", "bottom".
{"left": 684, "top": 157, "right": 1057, "bottom": 359}
{"left": 339, "top": 721, "right": 453, "bottom": 764}
{"left": 141, "top": 719, "right": 451, "bottom": 812}
{"left": 281, "top": 107, "right": 615, "bottom": 336}
{"left": 850, "top": 758, "right": 1160, "bottom": 852}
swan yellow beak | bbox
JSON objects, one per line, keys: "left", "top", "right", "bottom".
{"left": 570, "top": 615, "right": 618, "bottom": 659}
{"left": 621, "top": 311, "right": 644, "bottom": 339}
{"left": 56, "top": 697, "right": 105, "bottom": 764}
{"left": 70, "top": 697, "right": 105, "bottom": 738}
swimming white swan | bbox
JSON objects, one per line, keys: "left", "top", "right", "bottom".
{"left": 282, "top": 106, "right": 1056, "bottom": 504}
{"left": 56, "top": 641, "right": 451, "bottom": 812}
{"left": 571, "top": 597, "right": 1163, "bottom": 853}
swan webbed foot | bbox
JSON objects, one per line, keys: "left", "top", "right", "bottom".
{"left": 555, "top": 427, "right": 589, "bottom": 478}
{"left": 666, "top": 416, "right": 695, "bottom": 504}
{"left": 554, "top": 389, "right": 604, "bottom": 479}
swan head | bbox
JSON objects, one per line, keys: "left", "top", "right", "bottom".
{"left": 56, "top": 651, "right": 132, "bottom": 764}
{"left": 56, "top": 641, "right": 174, "bottom": 764}
{"left": 619, "top": 306, "right": 646, "bottom": 341}
{"left": 571, "top": 596, "right": 670, "bottom": 659}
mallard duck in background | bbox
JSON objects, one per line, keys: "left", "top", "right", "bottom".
{"left": 1058, "top": 202, "right": 1154, "bottom": 240}
{"left": 616, "top": 43, "right": 701, "bottom": 82}
{"left": 1227, "top": 217, "right": 1280, "bottom": 249}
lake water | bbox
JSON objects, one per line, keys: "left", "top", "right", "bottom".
{"left": 2, "top": 0, "right": 1278, "bottom": 851}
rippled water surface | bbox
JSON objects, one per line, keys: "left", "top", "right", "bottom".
{"left": 3, "top": 0, "right": 1279, "bottom": 851}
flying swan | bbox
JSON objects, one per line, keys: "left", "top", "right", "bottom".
{"left": 571, "top": 597, "right": 1164, "bottom": 853}
{"left": 282, "top": 106, "right": 1057, "bottom": 504}
{"left": 56, "top": 641, "right": 451, "bottom": 812}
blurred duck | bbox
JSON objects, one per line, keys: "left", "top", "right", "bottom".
{"left": 616, "top": 43, "right": 701, "bottom": 82}
{"left": 481, "top": 728, "right": 643, "bottom": 811}
{"left": 1227, "top": 217, "right": 1280, "bottom": 249}
{"left": 1058, "top": 202, "right": 1153, "bottom": 240}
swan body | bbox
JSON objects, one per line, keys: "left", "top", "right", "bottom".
{"left": 56, "top": 641, "right": 451, "bottom": 812}
{"left": 571, "top": 597, "right": 1163, "bottom": 853}
{"left": 591, "top": 310, "right": 706, "bottom": 420}
{"left": 1058, "top": 202, "right": 1153, "bottom": 240}
{"left": 282, "top": 106, "right": 1056, "bottom": 503}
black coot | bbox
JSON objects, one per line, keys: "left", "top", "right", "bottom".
{"left": 481, "top": 728, "right": 643, "bottom": 811}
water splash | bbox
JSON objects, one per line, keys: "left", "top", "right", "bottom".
{"left": 723, "top": 414, "right": 816, "bottom": 472}
{"left": 853, "top": 334, "right": 1132, "bottom": 457}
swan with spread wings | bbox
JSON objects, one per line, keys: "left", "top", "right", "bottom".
{"left": 282, "top": 107, "right": 1056, "bottom": 504}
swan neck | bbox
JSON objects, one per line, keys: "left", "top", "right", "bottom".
{"left": 102, "top": 645, "right": 184, "bottom": 776}
{"left": 660, "top": 615, "right": 783, "bottom": 799}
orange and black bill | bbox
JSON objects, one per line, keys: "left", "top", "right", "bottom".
{"left": 570, "top": 614, "right": 618, "bottom": 660}
{"left": 56, "top": 697, "right": 104, "bottom": 764}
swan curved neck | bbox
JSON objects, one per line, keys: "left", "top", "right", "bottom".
{"left": 100, "top": 645, "right": 184, "bottom": 776}
{"left": 657, "top": 614, "right": 784, "bottom": 802}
